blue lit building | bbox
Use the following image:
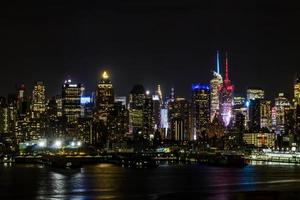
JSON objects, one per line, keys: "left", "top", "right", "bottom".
{"left": 192, "top": 84, "right": 210, "bottom": 141}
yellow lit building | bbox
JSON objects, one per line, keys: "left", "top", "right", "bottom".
{"left": 243, "top": 132, "right": 275, "bottom": 148}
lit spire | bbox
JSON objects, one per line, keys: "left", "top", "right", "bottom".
{"left": 102, "top": 71, "right": 109, "bottom": 79}
{"left": 225, "top": 52, "right": 229, "bottom": 81}
{"left": 216, "top": 50, "right": 220, "bottom": 74}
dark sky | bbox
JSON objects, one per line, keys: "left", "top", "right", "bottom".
{"left": 0, "top": 0, "right": 299, "bottom": 100}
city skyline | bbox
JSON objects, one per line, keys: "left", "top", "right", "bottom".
{"left": 2, "top": 2, "right": 300, "bottom": 199}
{"left": 1, "top": 1, "right": 300, "bottom": 99}
{"left": 1, "top": 54, "right": 298, "bottom": 103}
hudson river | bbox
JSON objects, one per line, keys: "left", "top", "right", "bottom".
{"left": 1, "top": 163, "right": 300, "bottom": 199}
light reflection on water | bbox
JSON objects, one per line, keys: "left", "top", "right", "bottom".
{"left": 2, "top": 164, "right": 300, "bottom": 199}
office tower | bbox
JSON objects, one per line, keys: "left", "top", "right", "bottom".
{"left": 95, "top": 71, "right": 114, "bottom": 124}
{"left": 233, "top": 96, "right": 246, "bottom": 108}
{"left": 275, "top": 93, "right": 291, "bottom": 135}
{"left": 170, "top": 87, "right": 175, "bottom": 102}
{"left": 55, "top": 96, "right": 63, "bottom": 117}
{"left": 248, "top": 99, "right": 272, "bottom": 132}
{"left": 210, "top": 51, "right": 223, "bottom": 122}
{"left": 129, "top": 84, "right": 145, "bottom": 136}
{"left": 16, "top": 84, "right": 29, "bottom": 117}
{"left": 80, "top": 94, "right": 94, "bottom": 118}
{"left": 248, "top": 99, "right": 261, "bottom": 132}
{"left": 271, "top": 106, "right": 277, "bottom": 130}
{"left": 156, "top": 85, "right": 163, "bottom": 103}
{"left": 62, "top": 79, "right": 84, "bottom": 123}
{"left": 152, "top": 94, "right": 161, "bottom": 131}
{"left": 160, "top": 106, "right": 168, "bottom": 139}
{"left": 168, "top": 97, "right": 191, "bottom": 141}
{"left": 107, "top": 102, "right": 129, "bottom": 137}
{"left": 192, "top": 84, "right": 210, "bottom": 140}
{"left": 7, "top": 94, "right": 17, "bottom": 136}
{"left": 143, "top": 92, "right": 154, "bottom": 139}
{"left": 232, "top": 96, "right": 247, "bottom": 130}
{"left": 44, "top": 96, "right": 65, "bottom": 139}
{"left": 235, "top": 112, "right": 245, "bottom": 133}
{"left": 260, "top": 100, "right": 272, "bottom": 130}
{"left": 247, "top": 87, "right": 265, "bottom": 101}
{"left": 295, "top": 104, "right": 300, "bottom": 145}
{"left": 0, "top": 97, "right": 9, "bottom": 134}
{"left": 115, "top": 96, "right": 127, "bottom": 107}
{"left": 219, "top": 53, "right": 234, "bottom": 127}
{"left": 31, "top": 81, "right": 46, "bottom": 118}
{"left": 294, "top": 75, "right": 300, "bottom": 105}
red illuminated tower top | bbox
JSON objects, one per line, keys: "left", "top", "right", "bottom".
{"left": 223, "top": 52, "right": 234, "bottom": 92}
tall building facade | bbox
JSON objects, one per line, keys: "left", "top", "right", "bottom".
{"left": 260, "top": 100, "right": 272, "bottom": 130}
{"left": 219, "top": 54, "right": 234, "bottom": 127}
{"left": 95, "top": 71, "right": 114, "bottom": 124}
{"left": 192, "top": 84, "right": 210, "bottom": 140}
{"left": 129, "top": 84, "right": 145, "bottom": 136}
{"left": 294, "top": 75, "right": 300, "bottom": 105}
{"left": 168, "top": 97, "right": 191, "bottom": 141}
{"left": 275, "top": 93, "right": 291, "bottom": 135}
{"left": 143, "top": 93, "right": 154, "bottom": 139}
{"left": 152, "top": 94, "right": 161, "bottom": 131}
{"left": 16, "top": 84, "right": 29, "bottom": 117}
{"left": 232, "top": 96, "right": 247, "bottom": 131}
{"left": 31, "top": 81, "right": 46, "bottom": 118}
{"left": 0, "top": 97, "right": 9, "bottom": 134}
{"left": 62, "top": 79, "right": 84, "bottom": 123}
{"left": 210, "top": 51, "right": 223, "bottom": 122}
{"left": 248, "top": 99, "right": 261, "bottom": 132}
{"left": 247, "top": 87, "right": 264, "bottom": 101}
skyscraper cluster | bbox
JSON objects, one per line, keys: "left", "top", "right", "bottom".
{"left": 0, "top": 52, "right": 299, "bottom": 153}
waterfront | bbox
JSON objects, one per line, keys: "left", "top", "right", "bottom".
{"left": 2, "top": 163, "right": 300, "bottom": 199}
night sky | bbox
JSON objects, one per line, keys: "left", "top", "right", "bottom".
{"left": 0, "top": 0, "right": 299, "bottom": 100}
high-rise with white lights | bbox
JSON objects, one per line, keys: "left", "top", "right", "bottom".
{"left": 247, "top": 87, "right": 264, "bottom": 101}
{"left": 62, "top": 79, "right": 84, "bottom": 123}
{"left": 219, "top": 53, "right": 234, "bottom": 127}
{"left": 275, "top": 93, "right": 291, "bottom": 135}
{"left": 95, "top": 71, "right": 114, "bottom": 124}
{"left": 31, "top": 81, "right": 46, "bottom": 118}
{"left": 210, "top": 51, "right": 223, "bottom": 122}
{"left": 294, "top": 75, "right": 300, "bottom": 105}
{"left": 192, "top": 84, "right": 210, "bottom": 140}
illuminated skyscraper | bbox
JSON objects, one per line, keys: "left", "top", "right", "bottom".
{"left": 210, "top": 51, "right": 223, "bottom": 122}
{"left": 16, "top": 84, "right": 29, "bottom": 117}
{"left": 247, "top": 87, "right": 265, "bottom": 101}
{"left": 248, "top": 99, "right": 261, "bottom": 132}
{"left": 192, "top": 84, "right": 210, "bottom": 140}
{"left": 95, "top": 71, "right": 114, "bottom": 124}
{"left": 143, "top": 92, "right": 154, "bottom": 139}
{"left": 152, "top": 94, "right": 161, "bottom": 130}
{"left": 219, "top": 53, "right": 234, "bottom": 127}
{"left": 260, "top": 100, "right": 272, "bottom": 130}
{"left": 232, "top": 96, "right": 247, "bottom": 130}
{"left": 156, "top": 85, "right": 163, "bottom": 104}
{"left": 248, "top": 99, "right": 272, "bottom": 132}
{"left": 129, "top": 84, "right": 145, "bottom": 136}
{"left": 115, "top": 96, "right": 127, "bottom": 107}
{"left": 275, "top": 93, "right": 291, "bottom": 135}
{"left": 0, "top": 97, "right": 9, "bottom": 134}
{"left": 62, "top": 79, "right": 84, "bottom": 123}
{"left": 31, "top": 81, "right": 46, "bottom": 118}
{"left": 160, "top": 106, "right": 168, "bottom": 139}
{"left": 168, "top": 97, "right": 191, "bottom": 141}
{"left": 294, "top": 75, "right": 300, "bottom": 105}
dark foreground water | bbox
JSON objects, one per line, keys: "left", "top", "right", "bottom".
{"left": 1, "top": 163, "right": 300, "bottom": 200}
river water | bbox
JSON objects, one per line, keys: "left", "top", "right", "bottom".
{"left": 1, "top": 162, "right": 300, "bottom": 199}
